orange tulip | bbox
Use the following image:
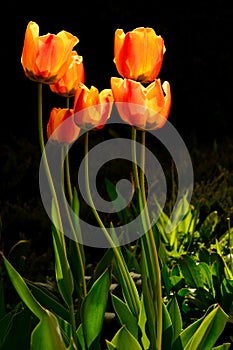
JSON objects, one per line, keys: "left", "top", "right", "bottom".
{"left": 49, "top": 51, "right": 85, "bottom": 97}
{"left": 111, "top": 77, "right": 171, "bottom": 130}
{"left": 21, "top": 21, "right": 79, "bottom": 84}
{"left": 114, "top": 27, "right": 165, "bottom": 83}
{"left": 47, "top": 108, "right": 80, "bottom": 144}
{"left": 73, "top": 84, "right": 114, "bottom": 130}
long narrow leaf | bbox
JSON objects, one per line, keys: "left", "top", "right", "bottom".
{"left": 51, "top": 197, "right": 74, "bottom": 307}
{"left": 26, "top": 280, "right": 70, "bottom": 323}
{"left": 2, "top": 254, "right": 67, "bottom": 349}
{"left": 162, "top": 302, "right": 173, "bottom": 350}
{"left": 185, "top": 304, "right": 229, "bottom": 350}
{"left": 3, "top": 254, "right": 44, "bottom": 320}
{"left": 138, "top": 294, "right": 150, "bottom": 350}
{"left": 81, "top": 268, "right": 110, "bottom": 348}
{"left": 107, "top": 325, "right": 143, "bottom": 350}
{"left": 111, "top": 293, "right": 138, "bottom": 339}
{"left": 31, "top": 310, "right": 66, "bottom": 350}
{"left": 167, "top": 296, "right": 182, "bottom": 342}
{"left": 179, "top": 254, "right": 204, "bottom": 288}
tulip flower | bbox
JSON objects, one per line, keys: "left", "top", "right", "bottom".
{"left": 49, "top": 51, "right": 85, "bottom": 97}
{"left": 47, "top": 108, "right": 80, "bottom": 144}
{"left": 114, "top": 27, "right": 165, "bottom": 83}
{"left": 21, "top": 21, "right": 79, "bottom": 84}
{"left": 73, "top": 84, "right": 114, "bottom": 130}
{"left": 111, "top": 77, "right": 171, "bottom": 130}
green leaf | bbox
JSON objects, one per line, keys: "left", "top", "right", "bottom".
{"left": 76, "top": 324, "right": 86, "bottom": 350}
{"left": 105, "top": 178, "right": 133, "bottom": 225}
{"left": 138, "top": 294, "right": 150, "bottom": 350}
{"left": 2, "top": 254, "right": 67, "bottom": 349}
{"left": 166, "top": 193, "right": 195, "bottom": 236}
{"left": 172, "top": 312, "right": 205, "bottom": 350}
{"left": 199, "top": 211, "right": 218, "bottom": 242}
{"left": 112, "top": 242, "right": 140, "bottom": 317}
{"left": 0, "top": 305, "right": 32, "bottom": 349}
{"left": 184, "top": 305, "right": 229, "bottom": 350}
{"left": 111, "top": 294, "right": 138, "bottom": 339}
{"left": 179, "top": 255, "right": 204, "bottom": 288}
{"left": 51, "top": 221, "right": 74, "bottom": 307}
{"left": 212, "top": 344, "right": 231, "bottom": 350}
{"left": 81, "top": 268, "right": 110, "bottom": 348}
{"left": 167, "top": 296, "right": 182, "bottom": 342}
{"left": 31, "top": 310, "right": 66, "bottom": 350}
{"left": 26, "top": 280, "right": 70, "bottom": 323}
{"left": 162, "top": 302, "right": 173, "bottom": 350}
{"left": 198, "top": 262, "right": 214, "bottom": 292}
{"left": 68, "top": 188, "right": 86, "bottom": 304}
{"left": 139, "top": 248, "right": 156, "bottom": 350}
{"left": 3, "top": 254, "right": 44, "bottom": 320}
{"left": 110, "top": 325, "right": 143, "bottom": 350}
{"left": 106, "top": 340, "right": 117, "bottom": 350}
{"left": 94, "top": 248, "right": 114, "bottom": 281}
{"left": 215, "top": 239, "right": 233, "bottom": 279}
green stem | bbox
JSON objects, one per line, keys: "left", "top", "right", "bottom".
{"left": 37, "top": 83, "right": 63, "bottom": 234}
{"left": 61, "top": 147, "right": 87, "bottom": 298}
{"left": 137, "top": 128, "right": 163, "bottom": 350}
{"left": 65, "top": 145, "right": 73, "bottom": 204}
{"left": 37, "top": 84, "right": 79, "bottom": 345}
{"left": 64, "top": 97, "right": 73, "bottom": 204}
{"left": 131, "top": 127, "right": 141, "bottom": 191}
{"left": 84, "top": 131, "right": 140, "bottom": 316}
{"left": 227, "top": 217, "right": 233, "bottom": 273}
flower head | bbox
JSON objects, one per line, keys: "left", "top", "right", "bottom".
{"left": 114, "top": 27, "right": 165, "bottom": 83}
{"left": 21, "top": 21, "right": 79, "bottom": 84}
{"left": 49, "top": 51, "right": 85, "bottom": 97}
{"left": 73, "top": 84, "right": 114, "bottom": 130}
{"left": 47, "top": 108, "right": 80, "bottom": 144}
{"left": 111, "top": 77, "right": 171, "bottom": 130}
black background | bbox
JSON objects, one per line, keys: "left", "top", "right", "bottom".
{"left": 8, "top": 0, "right": 232, "bottom": 148}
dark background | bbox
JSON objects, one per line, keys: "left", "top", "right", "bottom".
{"left": 7, "top": 0, "right": 232, "bottom": 147}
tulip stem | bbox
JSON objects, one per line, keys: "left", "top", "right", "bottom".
{"left": 140, "top": 129, "right": 162, "bottom": 350}
{"left": 37, "top": 83, "right": 63, "bottom": 232}
{"left": 84, "top": 131, "right": 140, "bottom": 317}
{"left": 132, "top": 127, "right": 163, "bottom": 350}
{"left": 131, "top": 127, "right": 141, "bottom": 191}
{"left": 63, "top": 97, "right": 73, "bottom": 205}
{"left": 37, "top": 83, "right": 80, "bottom": 345}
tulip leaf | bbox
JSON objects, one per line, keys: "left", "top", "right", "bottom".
{"left": 106, "top": 340, "right": 117, "bottom": 350}
{"left": 166, "top": 295, "right": 182, "bottom": 342}
{"left": 212, "top": 344, "right": 231, "bottom": 350}
{"left": 162, "top": 302, "right": 173, "bottom": 349}
{"left": 215, "top": 239, "right": 233, "bottom": 279}
{"left": 81, "top": 268, "right": 110, "bottom": 348}
{"left": 31, "top": 310, "right": 66, "bottom": 350}
{"left": 2, "top": 253, "right": 44, "bottom": 320}
{"left": 138, "top": 294, "right": 150, "bottom": 350}
{"left": 26, "top": 280, "right": 70, "bottom": 323}
{"left": 2, "top": 254, "right": 66, "bottom": 349}
{"left": 0, "top": 305, "right": 32, "bottom": 349}
{"left": 184, "top": 304, "right": 229, "bottom": 350}
{"left": 105, "top": 178, "right": 134, "bottom": 225}
{"left": 76, "top": 324, "right": 86, "bottom": 350}
{"left": 179, "top": 254, "right": 204, "bottom": 288}
{"left": 199, "top": 210, "right": 219, "bottom": 242}
{"left": 51, "top": 199, "right": 74, "bottom": 307}
{"left": 111, "top": 293, "right": 138, "bottom": 339}
{"left": 139, "top": 247, "right": 156, "bottom": 350}
{"left": 108, "top": 325, "right": 143, "bottom": 350}
{"left": 111, "top": 225, "right": 140, "bottom": 317}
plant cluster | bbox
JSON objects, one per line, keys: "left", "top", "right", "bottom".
{"left": 0, "top": 21, "right": 232, "bottom": 350}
